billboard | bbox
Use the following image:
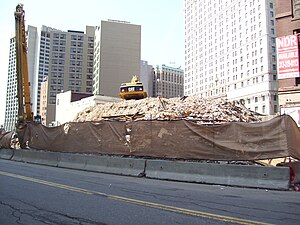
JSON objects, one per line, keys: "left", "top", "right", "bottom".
{"left": 276, "top": 34, "right": 300, "bottom": 79}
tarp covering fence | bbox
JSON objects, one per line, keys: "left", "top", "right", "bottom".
{"left": 17, "top": 115, "right": 300, "bottom": 161}
{"left": 0, "top": 131, "right": 13, "bottom": 149}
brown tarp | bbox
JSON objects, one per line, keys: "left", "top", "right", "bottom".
{"left": 0, "top": 131, "right": 13, "bottom": 149}
{"left": 18, "top": 115, "right": 300, "bottom": 161}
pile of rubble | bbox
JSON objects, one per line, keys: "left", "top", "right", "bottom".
{"left": 73, "top": 96, "right": 261, "bottom": 124}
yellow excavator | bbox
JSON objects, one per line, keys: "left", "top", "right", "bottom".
{"left": 119, "top": 75, "right": 147, "bottom": 100}
{"left": 15, "top": 4, "right": 41, "bottom": 127}
{"left": 15, "top": 3, "right": 32, "bottom": 125}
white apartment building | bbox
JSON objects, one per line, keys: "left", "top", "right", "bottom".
{"left": 36, "top": 26, "right": 60, "bottom": 117}
{"left": 4, "top": 37, "right": 18, "bottom": 131}
{"left": 93, "top": 20, "right": 141, "bottom": 97}
{"left": 184, "top": 0, "right": 278, "bottom": 115}
{"left": 4, "top": 25, "right": 38, "bottom": 131}
{"left": 38, "top": 26, "right": 95, "bottom": 125}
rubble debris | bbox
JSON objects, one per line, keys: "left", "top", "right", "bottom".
{"left": 73, "top": 96, "right": 261, "bottom": 124}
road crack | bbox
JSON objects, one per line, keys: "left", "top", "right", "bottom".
{"left": 0, "top": 200, "right": 107, "bottom": 225}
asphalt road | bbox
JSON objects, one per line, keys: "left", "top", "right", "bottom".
{"left": 0, "top": 159, "right": 299, "bottom": 225}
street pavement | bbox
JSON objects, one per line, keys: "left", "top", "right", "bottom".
{"left": 0, "top": 159, "right": 299, "bottom": 225}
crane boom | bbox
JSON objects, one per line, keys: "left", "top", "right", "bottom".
{"left": 14, "top": 4, "right": 33, "bottom": 124}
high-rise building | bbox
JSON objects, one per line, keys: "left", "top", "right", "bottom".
{"left": 38, "top": 26, "right": 95, "bottom": 125}
{"left": 184, "top": 0, "right": 278, "bottom": 115}
{"left": 140, "top": 60, "right": 154, "bottom": 97}
{"left": 39, "top": 77, "right": 48, "bottom": 126}
{"left": 93, "top": 20, "right": 141, "bottom": 97}
{"left": 4, "top": 37, "right": 18, "bottom": 131}
{"left": 4, "top": 25, "right": 95, "bottom": 128}
{"left": 36, "top": 26, "right": 60, "bottom": 117}
{"left": 153, "top": 64, "right": 184, "bottom": 98}
{"left": 4, "top": 25, "right": 38, "bottom": 131}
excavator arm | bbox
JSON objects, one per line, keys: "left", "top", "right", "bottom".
{"left": 15, "top": 4, "right": 33, "bottom": 124}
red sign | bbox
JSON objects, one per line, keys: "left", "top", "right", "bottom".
{"left": 276, "top": 35, "right": 300, "bottom": 79}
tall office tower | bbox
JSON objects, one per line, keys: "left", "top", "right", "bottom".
{"left": 140, "top": 60, "right": 154, "bottom": 97}
{"left": 184, "top": 0, "right": 278, "bottom": 115}
{"left": 275, "top": 0, "right": 300, "bottom": 118}
{"left": 4, "top": 25, "right": 38, "bottom": 131}
{"left": 36, "top": 26, "right": 60, "bottom": 117}
{"left": 39, "top": 26, "right": 95, "bottom": 125}
{"left": 153, "top": 65, "right": 184, "bottom": 98}
{"left": 93, "top": 20, "right": 141, "bottom": 97}
{"left": 39, "top": 77, "right": 48, "bottom": 126}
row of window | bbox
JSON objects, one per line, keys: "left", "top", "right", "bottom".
{"left": 188, "top": 73, "right": 277, "bottom": 92}
{"left": 52, "top": 37, "right": 94, "bottom": 46}
{"left": 156, "top": 73, "right": 184, "bottom": 84}
{"left": 47, "top": 32, "right": 93, "bottom": 41}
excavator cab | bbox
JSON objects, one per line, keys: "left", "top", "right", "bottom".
{"left": 119, "top": 75, "right": 147, "bottom": 100}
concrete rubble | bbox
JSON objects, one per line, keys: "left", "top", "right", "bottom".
{"left": 73, "top": 96, "right": 261, "bottom": 124}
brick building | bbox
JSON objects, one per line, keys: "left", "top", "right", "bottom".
{"left": 276, "top": 0, "right": 300, "bottom": 125}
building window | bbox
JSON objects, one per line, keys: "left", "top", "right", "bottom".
{"left": 255, "top": 97, "right": 258, "bottom": 102}
{"left": 271, "top": 28, "right": 275, "bottom": 35}
{"left": 274, "top": 105, "right": 278, "bottom": 113}
{"left": 53, "top": 40, "right": 59, "bottom": 45}
{"left": 272, "top": 55, "right": 276, "bottom": 62}
{"left": 272, "top": 46, "right": 276, "bottom": 53}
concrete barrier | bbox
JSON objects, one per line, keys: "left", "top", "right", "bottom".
{"left": 6, "top": 149, "right": 291, "bottom": 190}
{"left": 85, "top": 155, "right": 146, "bottom": 177}
{"left": 11, "top": 149, "right": 23, "bottom": 162}
{"left": 58, "top": 153, "right": 87, "bottom": 170}
{"left": 0, "top": 149, "right": 14, "bottom": 160}
{"left": 145, "top": 160, "right": 290, "bottom": 190}
{"left": 12, "top": 149, "right": 59, "bottom": 167}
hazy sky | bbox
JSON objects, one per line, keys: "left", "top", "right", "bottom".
{"left": 0, "top": 0, "right": 184, "bottom": 126}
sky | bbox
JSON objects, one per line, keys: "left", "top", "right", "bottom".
{"left": 0, "top": 0, "right": 184, "bottom": 126}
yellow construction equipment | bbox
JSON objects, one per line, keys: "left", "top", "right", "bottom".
{"left": 119, "top": 75, "right": 147, "bottom": 100}
{"left": 14, "top": 4, "right": 35, "bottom": 125}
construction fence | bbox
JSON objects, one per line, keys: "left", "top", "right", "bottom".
{"left": 15, "top": 115, "right": 300, "bottom": 161}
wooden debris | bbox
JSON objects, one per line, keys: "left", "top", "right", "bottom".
{"left": 73, "top": 96, "right": 261, "bottom": 124}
